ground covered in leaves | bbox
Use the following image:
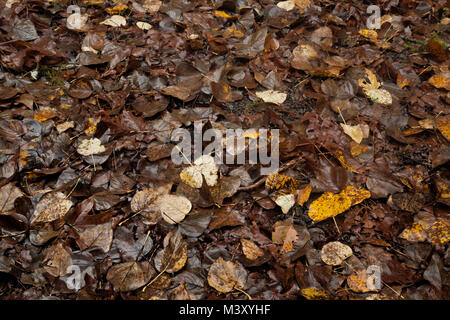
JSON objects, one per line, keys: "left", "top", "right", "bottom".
{"left": 0, "top": 0, "right": 449, "bottom": 300}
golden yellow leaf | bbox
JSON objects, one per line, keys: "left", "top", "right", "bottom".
{"left": 397, "top": 73, "right": 411, "bottom": 88}
{"left": 106, "top": 4, "right": 128, "bottom": 14}
{"left": 436, "top": 116, "right": 450, "bottom": 141}
{"left": 308, "top": 186, "right": 371, "bottom": 222}
{"left": 34, "top": 108, "right": 58, "bottom": 122}
{"left": 428, "top": 73, "right": 450, "bottom": 90}
{"left": 214, "top": 10, "right": 234, "bottom": 19}
{"left": 399, "top": 222, "right": 427, "bottom": 242}
{"left": 358, "top": 29, "right": 378, "bottom": 40}
{"left": 265, "top": 173, "right": 298, "bottom": 194}
{"left": 300, "top": 287, "right": 329, "bottom": 300}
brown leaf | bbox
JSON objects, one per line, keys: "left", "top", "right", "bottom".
{"left": 107, "top": 261, "right": 154, "bottom": 292}
{"left": 30, "top": 192, "right": 73, "bottom": 226}
{"left": 154, "top": 231, "right": 187, "bottom": 273}
{"left": 207, "top": 257, "right": 247, "bottom": 293}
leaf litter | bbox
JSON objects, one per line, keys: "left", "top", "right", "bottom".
{"left": 0, "top": 0, "right": 449, "bottom": 301}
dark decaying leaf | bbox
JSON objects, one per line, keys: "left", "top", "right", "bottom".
{"left": 154, "top": 230, "right": 188, "bottom": 273}
{"left": 107, "top": 261, "right": 154, "bottom": 292}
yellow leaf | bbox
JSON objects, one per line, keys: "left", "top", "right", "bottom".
{"left": 436, "top": 116, "right": 450, "bottom": 141}
{"left": 359, "top": 29, "right": 378, "bottom": 40}
{"left": 265, "top": 173, "right": 298, "bottom": 195}
{"left": 34, "top": 108, "right": 58, "bottom": 122}
{"left": 300, "top": 287, "right": 329, "bottom": 300}
{"left": 347, "top": 269, "right": 374, "bottom": 293}
{"left": 106, "top": 4, "right": 128, "bottom": 14}
{"left": 396, "top": 73, "right": 411, "bottom": 88}
{"left": 428, "top": 73, "right": 450, "bottom": 90}
{"left": 308, "top": 186, "right": 370, "bottom": 222}
{"left": 340, "top": 123, "right": 364, "bottom": 144}
{"left": 214, "top": 10, "right": 234, "bottom": 19}
{"left": 399, "top": 222, "right": 428, "bottom": 242}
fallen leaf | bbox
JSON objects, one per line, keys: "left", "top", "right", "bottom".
{"left": 180, "top": 155, "right": 218, "bottom": 189}
{"left": 0, "top": 183, "right": 24, "bottom": 214}
{"left": 358, "top": 69, "right": 392, "bottom": 105}
{"left": 255, "top": 90, "right": 287, "bottom": 105}
{"left": 347, "top": 269, "right": 376, "bottom": 293}
{"left": 296, "top": 185, "right": 312, "bottom": 206}
{"left": 240, "top": 239, "right": 265, "bottom": 260}
{"left": 320, "top": 241, "right": 353, "bottom": 266}
{"left": 158, "top": 194, "right": 192, "bottom": 224}
{"left": 154, "top": 231, "right": 187, "bottom": 273}
{"left": 277, "top": 0, "right": 295, "bottom": 11}
{"left": 340, "top": 123, "right": 364, "bottom": 144}
{"left": 207, "top": 257, "right": 247, "bottom": 293}
{"left": 67, "top": 13, "right": 89, "bottom": 31}
{"left": 428, "top": 73, "right": 450, "bottom": 90}
{"left": 77, "top": 221, "right": 113, "bottom": 252}
{"left": 30, "top": 192, "right": 73, "bottom": 226}
{"left": 43, "top": 242, "right": 72, "bottom": 277}
{"left": 100, "top": 15, "right": 127, "bottom": 27}
{"left": 136, "top": 21, "right": 152, "bottom": 31}
{"left": 436, "top": 116, "right": 450, "bottom": 141}
{"left": 107, "top": 261, "right": 153, "bottom": 292}
{"left": 77, "top": 138, "right": 106, "bottom": 156}
{"left": 56, "top": 121, "right": 75, "bottom": 133}
{"left": 272, "top": 219, "right": 298, "bottom": 253}
{"left": 275, "top": 194, "right": 295, "bottom": 214}
{"left": 308, "top": 186, "right": 371, "bottom": 222}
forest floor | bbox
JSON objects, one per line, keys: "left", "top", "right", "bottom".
{"left": 0, "top": 0, "right": 449, "bottom": 300}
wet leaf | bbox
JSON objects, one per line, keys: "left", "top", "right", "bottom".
{"left": 107, "top": 261, "right": 154, "bottom": 292}
{"left": 0, "top": 183, "right": 24, "bottom": 214}
{"left": 207, "top": 258, "right": 247, "bottom": 293}
{"left": 30, "top": 192, "right": 73, "bottom": 226}
{"left": 154, "top": 231, "right": 187, "bottom": 273}
{"left": 241, "top": 239, "right": 265, "bottom": 261}
{"left": 428, "top": 73, "right": 450, "bottom": 90}
{"left": 340, "top": 123, "right": 363, "bottom": 144}
{"left": 320, "top": 241, "right": 353, "bottom": 266}
{"left": 308, "top": 186, "right": 371, "bottom": 222}
{"left": 158, "top": 194, "right": 192, "bottom": 224}
{"left": 43, "top": 242, "right": 72, "bottom": 277}
{"left": 77, "top": 221, "right": 113, "bottom": 252}
{"left": 358, "top": 69, "right": 392, "bottom": 105}
{"left": 296, "top": 185, "right": 312, "bottom": 206}
{"left": 272, "top": 219, "right": 298, "bottom": 253}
